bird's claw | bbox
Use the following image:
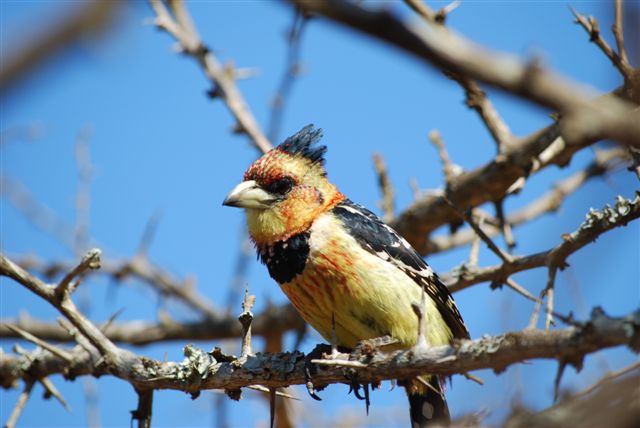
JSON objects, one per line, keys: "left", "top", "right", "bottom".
{"left": 304, "top": 361, "right": 322, "bottom": 401}
{"left": 347, "top": 372, "right": 371, "bottom": 414}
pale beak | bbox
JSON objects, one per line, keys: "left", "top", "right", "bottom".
{"left": 222, "top": 180, "right": 278, "bottom": 209}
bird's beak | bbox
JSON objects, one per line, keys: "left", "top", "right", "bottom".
{"left": 222, "top": 180, "right": 278, "bottom": 209}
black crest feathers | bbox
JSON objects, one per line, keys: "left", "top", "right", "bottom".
{"left": 277, "top": 124, "right": 327, "bottom": 165}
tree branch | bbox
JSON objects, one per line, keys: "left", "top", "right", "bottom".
{"left": 0, "top": 303, "right": 303, "bottom": 346}
{"left": 426, "top": 147, "right": 628, "bottom": 255}
{"left": 445, "top": 192, "right": 640, "bottom": 292}
{"left": 148, "top": 0, "right": 272, "bottom": 154}
{"left": 293, "top": 0, "right": 640, "bottom": 148}
{"left": 1, "top": 308, "right": 637, "bottom": 393}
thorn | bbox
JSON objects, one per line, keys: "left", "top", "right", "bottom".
{"left": 554, "top": 360, "right": 567, "bottom": 402}
{"left": 269, "top": 388, "right": 276, "bottom": 428}
{"left": 330, "top": 312, "right": 338, "bottom": 356}
{"left": 364, "top": 383, "right": 370, "bottom": 415}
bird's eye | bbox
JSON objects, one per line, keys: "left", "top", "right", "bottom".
{"left": 265, "top": 177, "right": 295, "bottom": 195}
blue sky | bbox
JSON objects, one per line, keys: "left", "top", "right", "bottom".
{"left": 1, "top": 1, "right": 638, "bottom": 427}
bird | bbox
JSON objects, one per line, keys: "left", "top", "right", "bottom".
{"left": 223, "top": 125, "right": 469, "bottom": 427}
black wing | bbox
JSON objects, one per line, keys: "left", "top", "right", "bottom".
{"left": 332, "top": 199, "right": 469, "bottom": 340}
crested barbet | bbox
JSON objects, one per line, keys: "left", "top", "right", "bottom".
{"left": 223, "top": 125, "right": 469, "bottom": 427}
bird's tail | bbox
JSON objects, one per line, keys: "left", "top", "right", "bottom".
{"left": 406, "top": 377, "right": 450, "bottom": 427}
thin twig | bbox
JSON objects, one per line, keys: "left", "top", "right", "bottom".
{"left": 612, "top": 0, "right": 629, "bottom": 67}
{"left": 4, "top": 380, "right": 35, "bottom": 428}
{"left": 246, "top": 385, "right": 300, "bottom": 400}
{"left": 294, "top": 0, "right": 640, "bottom": 148}
{"left": 448, "top": 74, "right": 513, "bottom": 149}
{"left": 426, "top": 147, "right": 629, "bottom": 255}
{"left": 429, "top": 130, "right": 460, "bottom": 186}
{"left": 467, "top": 213, "right": 482, "bottom": 267}
{"left": 445, "top": 193, "right": 640, "bottom": 293}
{"left": 544, "top": 267, "right": 558, "bottom": 330}
{"left": 403, "top": 0, "right": 436, "bottom": 22}
{"left": 494, "top": 199, "right": 516, "bottom": 249}
{"left": 571, "top": 360, "right": 640, "bottom": 400}
{"left": 55, "top": 248, "right": 101, "bottom": 299}
{"left": 149, "top": 0, "right": 272, "bottom": 154}
{"left": 443, "top": 198, "right": 513, "bottom": 265}
{"left": 268, "top": 9, "right": 307, "bottom": 142}
{"left": 504, "top": 278, "right": 540, "bottom": 305}
{"left": 373, "top": 152, "right": 395, "bottom": 222}
{"left": 570, "top": 6, "right": 632, "bottom": 80}
{"left": 239, "top": 289, "right": 256, "bottom": 360}
{"left": 5, "top": 325, "right": 73, "bottom": 362}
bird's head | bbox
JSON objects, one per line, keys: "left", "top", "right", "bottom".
{"left": 223, "top": 125, "right": 344, "bottom": 244}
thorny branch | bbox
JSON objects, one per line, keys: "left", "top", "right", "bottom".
{"left": 444, "top": 193, "right": 640, "bottom": 293}
{"left": 1, "top": 291, "right": 638, "bottom": 394}
{"left": 4, "top": 1, "right": 640, "bottom": 425}
{"left": 293, "top": 0, "right": 640, "bottom": 148}
{"left": 148, "top": 0, "right": 272, "bottom": 154}
{"left": 403, "top": 0, "right": 513, "bottom": 149}
{"left": 425, "top": 147, "right": 629, "bottom": 255}
{"left": 3, "top": 190, "right": 635, "bottom": 346}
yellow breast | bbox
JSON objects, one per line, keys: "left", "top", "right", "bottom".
{"left": 278, "top": 213, "right": 452, "bottom": 349}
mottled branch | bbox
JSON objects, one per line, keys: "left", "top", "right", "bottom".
{"left": 1, "top": 308, "right": 637, "bottom": 394}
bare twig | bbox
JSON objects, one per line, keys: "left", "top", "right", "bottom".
{"left": 5, "top": 325, "right": 73, "bottom": 362}
{"left": 373, "top": 153, "right": 395, "bottom": 222}
{"left": 504, "top": 278, "right": 540, "bottom": 305}
{"left": 1, "top": 303, "right": 303, "bottom": 345}
{"left": 4, "top": 380, "right": 35, "bottom": 428}
{"left": 494, "top": 199, "right": 516, "bottom": 249}
{"left": 405, "top": 0, "right": 513, "bottom": 149}
{"left": 506, "top": 363, "right": 640, "bottom": 428}
{"left": 1, "top": 250, "right": 120, "bottom": 358}
{"left": 403, "top": 0, "right": 436, "bottom": 23}
{"left": 570, "top": 6, "right": 633, "bottom": 80}
{"left": 434, "top": 1, "right": 461, "bottom": 24}
{"left": 294, "top": 0, "right": 640, "bottom": 147}
{"left": 446, "top": 193, "right": 640, "bottom": 292}
{"left": 55, "top": 248, "right": 101, "bottom": 299}
{"left": 74, "top": 128, "right": 93, "bottom": 254}
{"left": 239, "top": 289, "right": 256, "bottom": 360}
{"left": 543, "top": 267, "right": 558, "bottom": 330}
{"left": 268, "top": 9, "right": 307, "bottom": 142}
{"left": 0, "top": 1, "right": 119, "bottom": 91}
{"left": 612, "top": 0, "right": 629, "bottom": 67}
{"left": 148, "top": 0, "right": 272, "bottom": 154}
{"left": 0, "top": 175, "right": 79, "bottom": 249}
{"left": 426, "top": 148, "right": 629, "bottom": 255}
{"left": 448, "top": 74, "right": 514, "bottom": 149}
{"left": 429, "top": 130, "right": 461, "bottom": 186}
{"left": 467, "top": 215, "right": 482, "bottom": 267}
{"left": 443, "top": 198, "right": 513, "bottom": 265}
